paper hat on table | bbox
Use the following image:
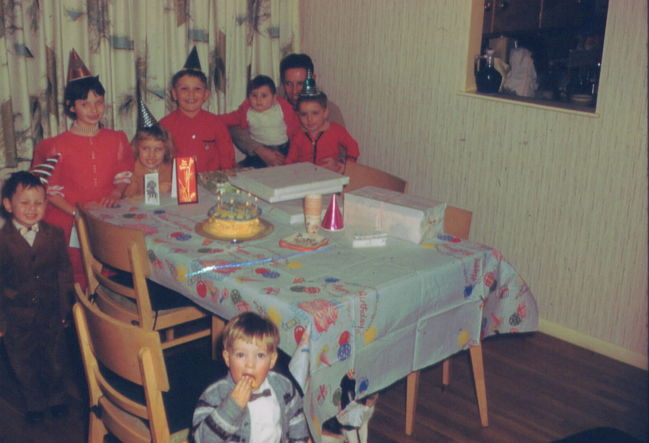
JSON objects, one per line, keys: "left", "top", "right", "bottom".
{"left": 67, "top": 49, "right": 94, "bottom": 83}
{"left": 136, "top": 85, "right": 161, "bottom": 131}
{"left": 182, "top": 46, "right": 202, "bottom": 71}
{"left": 30, "top": 153, "right": 61, "bottom": 185}
{"left": 321, "top": 194, "right": 344, "bottom": 231}
{"left": 299, "top": 69, "right": 320, "bottom": 97}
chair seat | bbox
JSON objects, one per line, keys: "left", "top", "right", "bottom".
{"left": 97, "top": 283, "right": 201, "bottom": 319}
{"left": 107, "top": 270, "right": 195, "bottom": 311}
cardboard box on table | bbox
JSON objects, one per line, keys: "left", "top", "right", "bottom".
{"left": 343, "top": 186, "right": 447, "bottom": 244}
{"left": 229, "top": 162, "right": 349, "bottom": 203}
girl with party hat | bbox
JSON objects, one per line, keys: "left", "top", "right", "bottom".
{"left": 31, "top": 49, "right": 134, "bottom": 286}
{"left": 124, "top": 94, "right": 174, "bottom": 197}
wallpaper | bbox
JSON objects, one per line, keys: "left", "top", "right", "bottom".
{"left": 300, "top": 0, "right": 647, "bottom": 363}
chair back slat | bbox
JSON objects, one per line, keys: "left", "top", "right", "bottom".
{"left": 444, "top": 206, "right": 472, "bottom": 240}
{"left": 344, "top": 161, "right": 408, "bottom": 193}
{"left": 78, "top": 207, "right": 154, "bottom": 329}
{"left": 75, "top": 284, "right": 169, "bottom": 389}
{"left": 82, "top": 209, "right": 151, "bottom": 277}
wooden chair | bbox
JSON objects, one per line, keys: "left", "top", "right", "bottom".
{"left": 73, "top": 283, "right": 189, "bottom": 443}
{"left": 76, "top": 207, "right": 223, "bottom": 352}
{"left": 405, "top": 206, "right": 489, "bottom": 435}
{"left": 343, "top": 161, "right": 407, "bottom": 193}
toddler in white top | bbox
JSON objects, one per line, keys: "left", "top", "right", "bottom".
{"left": 220, "top": 75, "right": 300, "bottom": 168}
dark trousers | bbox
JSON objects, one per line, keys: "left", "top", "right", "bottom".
{"left": 3, "top": 323, "right": 67, "bottom": 411}
{"left": 238, "top": 142, "right": 289, "bottom": 169}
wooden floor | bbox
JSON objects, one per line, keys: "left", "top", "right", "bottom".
{"left": 0, "top": 332, "right": 646, "bottom": 443}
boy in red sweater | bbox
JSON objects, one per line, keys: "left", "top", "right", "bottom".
{"left": 285, "top": 92, "right": 359, "bottom": 174}
{"left": 160, "top": 47, "right": 235, "bottom": 173}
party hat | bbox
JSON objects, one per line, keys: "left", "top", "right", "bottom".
{"left": 136, "top": 85, "right": 160, "bottom": 130}
{"left": 66, "top": 49, "right": 93, "bottom": 83}
{"left": 300, "top": 69, "right": 319, "bottom": 96}
{"left": 321, "top": 194, "right": 344, "bottom": 231}
{"left": 31, "top": 153, "right": 61, "bottom": 185}
{"left": 183, "top": 46, "right": 202, "bottom": 71}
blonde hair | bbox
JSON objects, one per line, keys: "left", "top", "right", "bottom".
{"left": 131, "top": 126, "right": 174, "bottom": 163}
{"left": 222, "top": 312, "right": 279, "bottom": 354}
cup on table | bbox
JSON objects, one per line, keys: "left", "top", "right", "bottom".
{"left": 304, "top": 193, "right": 322, "bottom": 234}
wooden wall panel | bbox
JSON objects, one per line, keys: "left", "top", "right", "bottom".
{"left": 300, "top": 0, "right": 648, "bottom": 361}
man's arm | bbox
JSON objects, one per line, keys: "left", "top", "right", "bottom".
{"left": 229, "top": 126, "right": 285, "bottom": 167}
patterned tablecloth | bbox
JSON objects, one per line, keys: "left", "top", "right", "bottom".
{"left": 87, "top": 186, "right": 538, "bottom": 438}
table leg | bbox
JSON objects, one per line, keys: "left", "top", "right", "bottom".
{"left": 442, "top": 358, "right": 451, "bottom": 390}
{"left": 405, "top": 371, "right": 420, "bottom": 435}
{"left": 469, "top": 344, "right": 489, "bottom": 427}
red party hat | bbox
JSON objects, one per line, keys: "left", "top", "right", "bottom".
{"left": 321, "top": 194, "right": 344, "bottom": 231}
{"left": 67, "top": 49, "right": 93, "bottom": 83}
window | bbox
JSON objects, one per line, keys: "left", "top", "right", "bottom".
{"left": 466, "top": 0, "right": 608, "bottom": 112}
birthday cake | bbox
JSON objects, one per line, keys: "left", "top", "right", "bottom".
{"left": 204, "top": 197, "right": 264, "bottom": 239}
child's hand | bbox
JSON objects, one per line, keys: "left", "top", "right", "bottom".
{"left": 99, "top": 189, "right": 123, "bottom": 207}
{"left": 230, "top": 375, "right": 254, "bottom": 408}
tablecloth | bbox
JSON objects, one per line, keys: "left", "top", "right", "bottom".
{"left": 87, "top": 187, "right": 538, "bottom": 438}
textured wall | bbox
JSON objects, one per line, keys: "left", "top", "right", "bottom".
{"left": 301, "top": 1, "right": 647, "bottom": 360}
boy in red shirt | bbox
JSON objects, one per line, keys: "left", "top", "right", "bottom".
{"left": 160, "top": 47, "right": 235, "bottom": 173}
{"left": 285, "top": 92, "right": 359, "bottom": 174}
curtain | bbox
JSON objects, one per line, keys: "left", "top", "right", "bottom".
{"left": 0, "top": 0, "right": 298, "bottom": 170}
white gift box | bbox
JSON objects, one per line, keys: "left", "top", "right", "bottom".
{"left": 343, "top": 186, "right": 446, "bottom": 244}
{"left": 229, "top": 163, "right": 349, "bottom": 203}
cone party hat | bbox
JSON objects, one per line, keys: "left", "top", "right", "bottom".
{"left": 66, "top": 49, "right": 93, "bottom": 83}
{"left": 300, "top": 69, "right": 319, "bottom": 96}
{"left": 321, "top": 194, "right": 344, "bottom": 231}
{"left": 136, "top": 85, "right": 160, "bottom": 130}
{"left": 31, "top": 153, "right": 61, "bottom": 185}
{"left": 183, "top": 46, "right": 202, "bottom": 71}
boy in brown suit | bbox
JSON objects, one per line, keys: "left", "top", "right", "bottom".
{"left": 0, "top": 171, "right": 73, "bottom": 424}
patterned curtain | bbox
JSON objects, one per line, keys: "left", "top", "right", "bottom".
{"left": 0, "top": 0, "right": 298, "bottom": 170}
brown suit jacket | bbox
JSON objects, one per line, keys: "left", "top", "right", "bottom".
{"left": 0, "top": 220, "right": 73, "bottom": 333}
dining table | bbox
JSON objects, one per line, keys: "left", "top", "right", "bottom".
{"left": 87, "top": 184, "right": 539, "bottom": 440}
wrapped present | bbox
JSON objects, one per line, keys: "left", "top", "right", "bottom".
{"left": 343, "top": 186, "right": 446, "bottom": 244}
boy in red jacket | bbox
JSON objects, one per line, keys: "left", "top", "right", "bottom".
{"left": 286, "top": 92, "right": 359, "bottom": 174}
